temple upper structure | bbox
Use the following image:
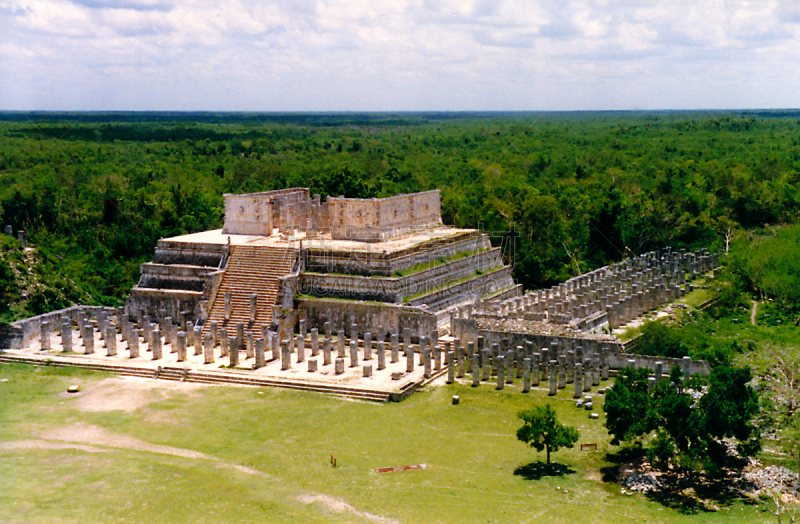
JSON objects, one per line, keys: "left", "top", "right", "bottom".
{"left": 222, "top": 188, "right": 443, "bottom": 242}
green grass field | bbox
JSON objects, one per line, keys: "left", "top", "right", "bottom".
{"left": 0, "top": 363, "right": 774, "bottom": 523}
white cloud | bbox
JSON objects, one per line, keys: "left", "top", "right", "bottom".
{"left": 0, "top": 0, "right": 799, "bottom": 110}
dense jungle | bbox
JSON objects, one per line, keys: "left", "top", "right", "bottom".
{"left": 0, "top": 110, "right": 799, "bottom": 321}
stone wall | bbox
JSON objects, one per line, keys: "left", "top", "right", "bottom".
{"left": 300, "top": 248, "right": 504, "bottom": 302}
{"left": 407, "top": 267, "right": 515, "bottom": 311}
{"left": 1, "top": 305, "right": 116, "bottom": 349}
{"left": 305, "top": 231, "right": 487, "bottom": 276}
{"left": 125, "top": 288, "right": 204, "bottom": 322}
{"left": 299, "top": 298, "right": 436, "bottom": 340}
{"left": 328, "top": 190, "right": 442, "bottom": 242}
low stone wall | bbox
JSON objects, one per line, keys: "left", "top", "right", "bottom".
{"left": 299, "top": 298, "right": 436, "bottom": 340}
{"left": 1, "top": 305, "right": 116, "bottom": 349}
{"left": 300, "top": 248, "right": 504, "bottom": 302}
{"left": 609, "top": 353, "right": 710, "bottom": 376}
{"left": 451, "top": 317, "right": 709, "bottom": 376}
{"left": 328, "top": 190, "right": 442, "bottom": 242}
{"left": 125, "top": 288, "right": 204, "bottom": 322}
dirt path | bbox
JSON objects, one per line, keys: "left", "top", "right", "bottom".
{"left": 751, "top": 300, "right": 758, "bottom": 325}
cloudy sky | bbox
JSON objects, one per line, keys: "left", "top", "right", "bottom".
{"left": 1, "top": 0, "right": 799, "bottom": 111}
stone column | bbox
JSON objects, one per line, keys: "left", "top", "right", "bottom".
{"left": 505, "top": 350, "right": 515, "bottom": 384}
{"left": 446, "top": 351, "right": 455, "bottom": 384}
{"left": 574, "top": 363, "right": 583, "bottom": 398}
{"left": 40, "top": 321, "right": 50, "bottom": 350}
{"left": 522, "top": 358, "right": 531, "bottom": 393}
{"left": 423, "top": 347, "right": 432, "bottom": 378}
{"left": 531, "top": 353, "right": 540, "bottom": 386}
{"left": 403, "top": 327, "right": 411, "bottom": 353}
{"left": 308, "top": 359, "right": 318, "bottom": 373}
{"left": 557, "top": 355, "right": 566, "bottom": 389}
{"left": 106, "top": 326, "right": 117, "bottom": 356}
{"left": 295, "top": 334, "right": 304, "bottom": 363}
{"left": 496, "top": 355, "right": 505, "bottom": 390}
{"left": 377, "top": 341, "right": 386, "bottom": 370}
{"left": 210, "top": 320, "right": 218, "bottom": 348}
{"left": 363, "top": 332, "right": 372, "bottom": 361}
{"left": 491, "top": 343, "right": 499, "bottom": 375}
{"left": 323, "top": 337, "right": 332, "bottom": 366}
{"left": 176, "top": 331, "right": 187, "bottom": 362}
{"left": 324, "top": 321, "right": 332, "bottom": 340}
{"left": 349, "top": 340, "right": 359, "bottom": 367}
{"left": 220, "top": 329, "right": 229, "bottom": 358}
{"left": 390, "top": 334, "right": 399, "bottom": 363}
{"left": 224, "top": 292, "right": 232, "bottom": 320}
{"left": 592, "top": 354, "right": 600, "bottom": 386}
{"left": 541, "top": 348, "right": 549, "bottom": 380}
{"left": 201, "top": 334, "right": 213, "bottom": 364}
{"left": 566, "top": 350, "right": 574, "bottom": 384}
{"left": 654, "top": 361, "right": 663, "bottom": 382}
{"left": 335, "top": 358, "right": 345, "bottom": 375}
{"left": 405, "top": 344, "right": 414, "bottom": 372}
{"left": 186, "top": 321, "right": 194, "bottom": 348}
{"left": 471, "top": 355, "right": 480, "bottom": 387}
{"left": 255, "top": 338, "right": 265, "bottom": 369}
{"left": 230, "top": 336, "right": 240, "bottom": 367}
{"left": 83, "top": 326, "right": 94, "bottom": 354}
{"left": 152, "top": 328, "right": 162, "bottom": 360}
{"left": 249, "top": 293, "right": 257, "bottom": 322}
{"left": 336, "top": 330, "right": 346, "bottom": 358}
{"left": 236, "top": 322, "right": 244, "bottom": 351}
{"left": 481, "top": 349, "right": 491, "bottom": 381}
{"left": 466, "top": 341, "right": 474, "bottom": 373}
{"left": 310, "top": 328, "right": 319, "bottom": 356}
{"left": 583, "top": 359, "right": 592, "bottom": 392}
{"left": 434, "top": 341, "right": 443, "bottom": 371}
{"left": 194, "top": 326, "right": 203, "bottom": 356}
{"left": 457, "top": 351, "right": 465, "bottom": 379}
{"left": 61, "top": 319, "right": 72, "bottom": 353}
{"left": 129, "top": 328, "right": 140, "bottom": 358}
{"left": 245, "top": 332, "right": 254, "bottom": 359}
{"left": 299, "top": 318, "right": 307, "bottom": 341}
{"left": 548, "top": 360, "right": 557, "bottom": 396}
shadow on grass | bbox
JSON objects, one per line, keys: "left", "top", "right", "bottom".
{"left": 601, "top": 443, "right": 760, "bottom": 515}
{"left": 514, "top": 461, "right": 576, "bottom": 481}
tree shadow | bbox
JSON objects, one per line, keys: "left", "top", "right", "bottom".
{"left": 514, "top": 461, "right": 576, "bottom": 481}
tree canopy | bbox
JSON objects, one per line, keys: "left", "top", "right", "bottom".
{"left": 604, "top": 364, "right": 760, "bottom": 474}
{"left": 517, "top": 403, "right": 580, "bottom": 464}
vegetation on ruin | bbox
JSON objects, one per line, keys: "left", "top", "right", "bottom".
{"left": 3, "top": 111, "right": 800, "bottom": 319}
{"left": 0, "top": 362, "right": 778, "bottom": 523}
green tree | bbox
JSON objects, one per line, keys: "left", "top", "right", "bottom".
{"left": 604, "top": 364, "right": 760, "bottom": 474}
{"left": 516, "top": 404, "right": 580, "bottom": 464}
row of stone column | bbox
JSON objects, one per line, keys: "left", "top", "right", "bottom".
{"left": 455, "top": 248, "right": 718, "bottom": 328}
{"left": 452, "top": 337, "right": 610, "bottom": 393}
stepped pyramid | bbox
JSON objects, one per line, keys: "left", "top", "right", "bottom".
{"left": 205, "top": 244, "right": 297, "bottom": 336}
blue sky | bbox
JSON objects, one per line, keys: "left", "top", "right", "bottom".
{"left": 1, "top": 0, "right": 798, "bottom": 111}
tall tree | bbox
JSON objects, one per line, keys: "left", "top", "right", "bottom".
{"left": 517, "top": 404, "right": 580, "bottom": 464}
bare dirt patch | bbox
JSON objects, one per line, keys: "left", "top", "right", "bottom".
{"left": 0, "top": 439, "right": 107, "bottom": 453}
{"left": 298, "top": 494, "right": 400, "bottom": 524}
{"left": 41, "top": 422, "right": 213, "bottom": 460}
{"left": 69, "top": 376, "right": 209, "bottom": 414}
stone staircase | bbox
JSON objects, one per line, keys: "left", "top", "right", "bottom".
{"left": 204, "top": 244, "right": 297, "bottom": 337}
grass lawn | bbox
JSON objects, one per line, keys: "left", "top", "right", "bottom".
{"left": 0, "top": 363, "right": 773, "bottom": 523}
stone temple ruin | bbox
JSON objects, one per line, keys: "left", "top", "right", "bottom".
{"left": 1, "top": 188, "right": 718, "bottom": 400}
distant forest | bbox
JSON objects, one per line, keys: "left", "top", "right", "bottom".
{"left": 1, "top": 110, "right": 799, "bottom": 319}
